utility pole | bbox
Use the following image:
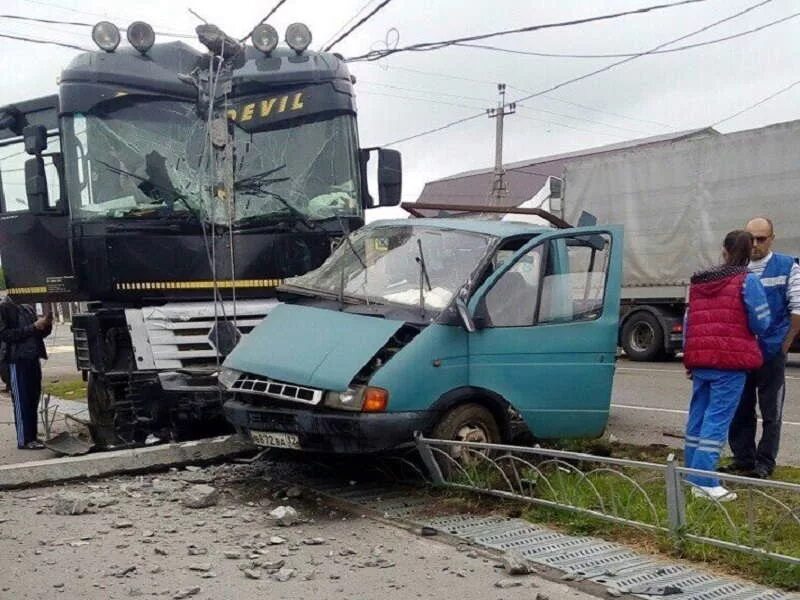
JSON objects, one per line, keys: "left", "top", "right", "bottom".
{"left": 486, "top": 83, "right": 515, "bottom": 206}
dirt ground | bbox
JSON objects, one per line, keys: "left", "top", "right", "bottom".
{"left": 0, "top": 461, "right": 598, "bottom": 600}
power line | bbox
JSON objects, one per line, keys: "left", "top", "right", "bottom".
{"left": 456, "top": 6, "right": 797, "bottom": 59}
{"left": 324, "top": 0, "right": 395, "bottom": 52}
{"left": 347, "top": 0, "right": 710, "bottom": 61}
{"left": 320, "top": 0, "right": 376, "bottom": 50}
{"left": 359, "top": 80, "right": 654, "bottom": 135}
{"left": 711, "top": 78, "right": 800, "bottom": 127}
{"left": 359, "top": 62, "right": 674, "bottom": 128}
{"left": 17, "top": 0, "right": 195, "bottom": 38}
{"left": 240, "top": 0, "right": 289, "bottom": 42}
{"left": 0, "top": 31, "right": 88, "bottom": 51}
{"left": 382, "top": 113, "right": 484, "bottom": 147}
{"left": 0, "top": 13, "right": 195, "bottom": 38}
{"left": 511, "top": 0, "right": 776, "bottom": 105}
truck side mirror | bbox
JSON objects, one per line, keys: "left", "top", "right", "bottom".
{"left": 25, "top": 156, "right": 49, "bottom": 214}
{"left": 377, "top": 148, "right": 402, "bottom": 207}
{"left": 23, "top": 125, "right": 48, "bottom": 156}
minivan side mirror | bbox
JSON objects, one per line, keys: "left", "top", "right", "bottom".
{"left": 25, "top": 156, "right": 49, "bottom": 213}
{"left": 377, "top": 148, "right": 402, "bottom": 207}
{"left": 455, "top": 296, "right": 476, "bottom": 333}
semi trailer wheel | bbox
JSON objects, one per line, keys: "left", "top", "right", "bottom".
{"left": 621, "top": 312, "right": 665, "bottom": 361}
{"left": 87, "top": 373, "right": 121, "bottom": 448}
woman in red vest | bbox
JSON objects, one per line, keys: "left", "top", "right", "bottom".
{"left": 683, "top": 230, "right": 770, "bottom": 501}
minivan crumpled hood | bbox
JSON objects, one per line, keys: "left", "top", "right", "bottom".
{"left": 223, "top": 303, "right": 405, "bottom": 392}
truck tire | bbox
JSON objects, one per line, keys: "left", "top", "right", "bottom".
{"left": 432, "top": 403, "right": 501, "bottom": 476}
{"left": 621, "top": 312, "right": 665, "bottom": 361}
{"left": 87, "top": 373, "right": 121, "bottom": 448}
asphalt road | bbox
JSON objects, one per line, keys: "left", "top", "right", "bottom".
{"left": 608, "top": 354, "right": 800, "bottom": 466}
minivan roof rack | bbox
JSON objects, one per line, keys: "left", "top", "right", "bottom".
{"left": 400, "top": 202, "right": 572, "bottom": 229}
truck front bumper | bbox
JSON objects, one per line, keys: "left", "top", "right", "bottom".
{"left": 223, "top": 398, "right": 435, "bottom": 454}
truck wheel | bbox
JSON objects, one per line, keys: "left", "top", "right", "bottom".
{"left": 432, "top": 403, "right": 500, "bottom": 476}
{"left": 621, "top": 312, "right": 665, "bottom": 361}
{"left": 87, "top": 374, "right": 121, "bottom": 448}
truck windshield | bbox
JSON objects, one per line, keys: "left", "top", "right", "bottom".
{"left": 286, "top": 225, "right": 494, "bottom": 310}
{"left": 62, "top": 97, "right": 361, "bottom": 224}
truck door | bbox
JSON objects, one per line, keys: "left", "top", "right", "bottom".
{"left": 0, "top": 133, "right": 74, "bottom": 301}
{"left": 467, "top": 226, "right": 623, "bottom": 439}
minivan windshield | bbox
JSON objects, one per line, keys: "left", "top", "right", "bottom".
{"left": 285, "top": 225, "right": 495, "bottom": 310}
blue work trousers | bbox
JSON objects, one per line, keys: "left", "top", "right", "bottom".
{"left": 684, "top": 369, "right": 746, "bottom": 487}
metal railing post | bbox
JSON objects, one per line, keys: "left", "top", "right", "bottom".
{"left": 414, "top": 432, "right": 445, "bottom": 485}
{"left": 665, "top": 453, "right": 686, "bottom": 539}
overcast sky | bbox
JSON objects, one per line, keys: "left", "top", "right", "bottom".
{"left": 1, "top": 0, "right": 798, "bottom": 220}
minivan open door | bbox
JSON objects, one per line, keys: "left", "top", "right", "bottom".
{"left": 466, "top": 225, "right": 623, "bottom": 439}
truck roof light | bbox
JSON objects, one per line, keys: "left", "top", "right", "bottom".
{"left": 127, "top": 21, "right": 155, "bottom": 54}
{"left": 252, "top": 23, "right": 279, "bottom": 54}
{"left": 92, "top": 21, "right": 120, "bottom": 52}
{"left": 285, "top": 22, "right": 311, "bottom": 54}
{"left": 362, "top": 387, "right": 388, "bottom": 413}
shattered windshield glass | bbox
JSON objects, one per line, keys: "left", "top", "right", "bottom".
{"left": 286, "top": 225, "right": 495, "bottom": 311}
{"left": 63, "top": 96, "right": 361, "bottom": 224}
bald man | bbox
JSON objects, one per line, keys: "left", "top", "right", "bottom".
{"left": 725, "top": 217, "right": 800, "bottom": 478}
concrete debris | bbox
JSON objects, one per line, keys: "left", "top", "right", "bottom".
{"left": 113, "top": 520, "right": 134, "bottom": 529}
{"left": 243, "top": 569, "right": 261, "bottom": 580}
{"left": 113, "top": 566, "right": 137, "bottom": 578}
{"left": 262, "top": 559, "right": 286, "bottom": 572}
{"left": 302, "top": 537, "right": 325, "bottom": 546}
{"left": 182, "top": 485, "right": 219, "bottom": 509}
{"left": 285, "top": 486, "right": 302, "bottom": 498}
{"left": 269, "top": 505, "right": 299, "bottom": 526}
{"left": 188, "top": 563, "right": 212, "bottom": 572}
{"left": 503, "top": 552, "right": 535, "bottom": 575}
{"left": 606, "top": 588, "right": 623, "bottom": 597}
{"left": 172, "top": 586, "right": 201, "bottom": 599}
{"left": 152, "top": 479, "right": 183, "bottom": 495}
{"left": 535, "top": 594, "right": 551, "bottom": 600}
{"left": 269, "top": 536, "right": 287, "bottom": 545}
{"left": 495, "top": 579, "right": 523, "bottom": 589}
{"left": 53, "top": 492, "right": 89, "bottom": 516}
{"left": 88, "top": 492, "right": 117, "bottom": 508}
{"left": 223, "top": 550, "right": 242, "bottom": 560}
{"left": 187, "top": 545, "right": 207, "bottom": 556}
{"left": 154, "top": 546, "right": 168, "bottom": 556}
{"left": 273, "top": 567, "right": 296, "bottom": 582}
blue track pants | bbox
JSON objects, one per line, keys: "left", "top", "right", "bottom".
{"left": 9, "top": 358, "right": 42, "bottom": 448}
{"left": 684, "top": 369, "right": 746, "bottom": 487}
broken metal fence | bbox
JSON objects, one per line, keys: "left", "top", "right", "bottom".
{"left": 414, "top": 434, "right": 800, "bottom": 566}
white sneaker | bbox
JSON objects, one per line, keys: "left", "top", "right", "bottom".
{"left": 691, "top": 485, "right": 737, "bottom": 502}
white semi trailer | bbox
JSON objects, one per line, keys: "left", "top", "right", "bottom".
{"left": 560, "top": 119, "right": 800, "bottom": 360}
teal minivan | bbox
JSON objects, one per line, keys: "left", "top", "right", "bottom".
{"left": 220, "top": 217, "right": 623, "bottom": 453}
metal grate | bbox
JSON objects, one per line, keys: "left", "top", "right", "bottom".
{"left": 232, "top": 372, "right": 323, "bottom": 405}
{"left": 72, "top": 327, "right": 90, "bottom": 370}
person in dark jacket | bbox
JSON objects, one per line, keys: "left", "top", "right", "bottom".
{"left": 0, "top": 296, "right": 52, "bottom": 449}
{"left": 683, "top": 231, "right": 770, "bottom": 501}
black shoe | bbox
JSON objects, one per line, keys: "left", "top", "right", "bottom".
{"left": 718, "top": 462, "right": 753, "bottom": 475}
{"left": 749, "top": 466, "right": 772, "bottom": 479}
{"left": 23, "top": 440, "right": 45, "bottom": 450}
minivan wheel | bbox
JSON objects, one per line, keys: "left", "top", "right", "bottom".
{"left": 432, "top": 403, "right": 501, "bottom": 476}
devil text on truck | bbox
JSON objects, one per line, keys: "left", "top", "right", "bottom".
{"left": 0, "top": 21, "right": 401, "bottom": 446}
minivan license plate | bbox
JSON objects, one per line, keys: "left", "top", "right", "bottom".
{"left": 249, "top": 430, "right": 301, "bottom": 449}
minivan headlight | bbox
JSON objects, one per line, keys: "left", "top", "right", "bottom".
{"left": 218, "top": 367, "right": 242, "bottom": 389}
{"left": 324, "top": 386, "right": 363, "bottom": 411}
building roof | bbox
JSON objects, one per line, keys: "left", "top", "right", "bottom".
{"left": 416, "top": 127, "right": 717, "bottom": 208}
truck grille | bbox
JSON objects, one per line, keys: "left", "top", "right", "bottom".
{"left": 232, "top": 373, "right": 323, "bottom": 405}
{"left": 73, "top": 327, "right": 91, "bottom": 370}
{"left": 127, "top": 300, "right": 279, "bottom": 371}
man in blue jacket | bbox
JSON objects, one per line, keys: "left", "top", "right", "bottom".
{"left": 726, "top": 217, "right": 800, "bottom": 478}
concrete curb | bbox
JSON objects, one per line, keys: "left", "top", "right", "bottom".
{"left": 0, "top": 435, "right": 256, "bottom": 490}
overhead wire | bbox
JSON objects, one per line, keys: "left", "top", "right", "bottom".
{"left": 455, "top": 7, "right": 797, "bottom": 59}
{"left": 320, "top": 0, "right": 377, "bottom": 51}
{"left": 324, "top": 0, "right": 395, "bottom": 52}
{"left": 0, "top": 31, "right": 88, "bottom": 51}
{"left": 510, "top": 0, "right": 780, "bottom": 105}
{"left": 346, "top": 0, "right": 710, "bottom": 61}
{"left": 240, "top": 0, "right": 289, "bottom": 42}
{"left": 375, "top": 0, "right": 772, "bottom": 146}
{"left": 0, "top": 13, "right": 195, "bottom": 38}
{"left": 711, "top": 78, "right": 800, "bottom": 127}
